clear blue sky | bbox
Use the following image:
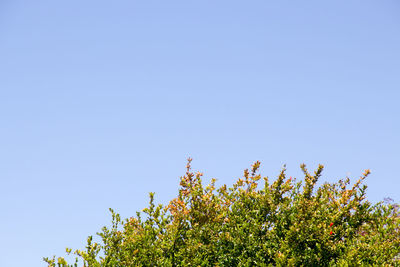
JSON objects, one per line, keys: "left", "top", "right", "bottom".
{"left": 1, "top": 1, "right": 399, "bottom": 266}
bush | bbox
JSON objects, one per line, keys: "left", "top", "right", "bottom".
{"left": 44, "top": 159, "right": 400, "bottom": 266}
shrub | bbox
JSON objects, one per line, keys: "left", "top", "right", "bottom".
{"left": 44, "top": 159, "right": 400, "bottom": 266}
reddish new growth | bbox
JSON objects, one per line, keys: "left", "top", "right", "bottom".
{"left": 329, "top": 222, "right": 334, "bottom": 235}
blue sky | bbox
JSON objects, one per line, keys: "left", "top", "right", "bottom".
{"left": 1, "top": 1, "right": 399, "bottom": 266}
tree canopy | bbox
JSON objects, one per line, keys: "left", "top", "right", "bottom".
{"left": 45, "top": 160, "right": 400, "bottom": 266}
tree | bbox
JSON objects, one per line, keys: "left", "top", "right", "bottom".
{"left": 44, "top": 159, "right": 400, "bottom": 266}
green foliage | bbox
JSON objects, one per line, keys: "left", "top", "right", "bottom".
{"left": 44, "top": 159, "right": 400, "bottom": 266}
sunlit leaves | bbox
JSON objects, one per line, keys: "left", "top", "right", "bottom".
{"left": 44, "top": 160, "right": 400, "bottom": 266}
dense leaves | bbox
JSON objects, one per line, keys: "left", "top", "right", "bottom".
{"left": 45, "top": 160, "right": 400, "bottom": 266}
